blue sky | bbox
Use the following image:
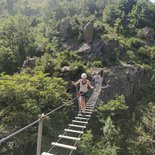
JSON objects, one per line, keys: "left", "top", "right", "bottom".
{"left": 149, "top": 0, "right": 155, "bottom": 3}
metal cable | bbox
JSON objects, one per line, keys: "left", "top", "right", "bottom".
{"left": 47, "top": 88, "right": 95, "bottom": 153}
{"left": 0, "top": 88, "right": 93, "bottom": 145}
{"left": 47, "top": 80, "right": 103, "bottom": 154}
{"left": 0, "top": 119, "right": 39, "bottom": 144}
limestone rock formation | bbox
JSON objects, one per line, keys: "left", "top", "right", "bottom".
{"left": 78, "top": 43, "right": 91, "bottom": 53}
{"left": 76, "top": 39, "right": 125, "bottom": 61}
{"left": 21, "top": 58, "right": 35, "bottom": 70}
{"left": 84, "top": 20, "right": 94, "bottom": 43}
{"left": 61, "top": 66, "right": 71, "bottom": 73}
{"left": 97, "top": 65, "right": 151, "bottom": 103}
{"left": 60, "top": 19, "right": 72, "bottom": 41}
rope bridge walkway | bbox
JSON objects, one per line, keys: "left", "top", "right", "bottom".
{"left": 42, "top": 79, "right": 103, "bottom": 155}
{"left": 0, "top": 78, "right": 103, "bottom": 155}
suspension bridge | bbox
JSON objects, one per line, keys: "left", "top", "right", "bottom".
{"left": 0, "top": 78, "right": 103, "bottom": 155}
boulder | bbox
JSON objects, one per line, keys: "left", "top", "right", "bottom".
{"left": 76, "top": 39, "right": 125, "bottom": 61}
{"left": 78, "top": 43, "right": 92, "bottom": 54}
{"left": 21, "top": 58, "right": 35, "bottom": 70}
{"left": 98, "top": 65, "right": 151, "bottom": 103}
{"left": 61, "top": 66, "right": 71, "bottom": 73}
{"left": 84, "top": 20, "right": 94, "bottom": 43}
{"left": 60, "top": 19, "right": 72, "bottom": 41}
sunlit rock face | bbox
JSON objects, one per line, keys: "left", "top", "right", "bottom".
{"left": 84, "top": 20, "right": 94, "bottom": 43}
{"left": 76, "top": 39, "right": 125, "bottom": 61}
{"left": 96, "top": 65, "right": 151, "bottom": 103}
{"left": 78, "top": 43, "right": 92, "bottom": 53}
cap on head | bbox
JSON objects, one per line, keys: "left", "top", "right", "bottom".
{"left": 81, "top": 73, "right": 87, "bottom": 79}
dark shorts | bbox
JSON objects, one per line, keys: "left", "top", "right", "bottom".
{"left": 80, "top": 91, "right": 87, "bottom": 97}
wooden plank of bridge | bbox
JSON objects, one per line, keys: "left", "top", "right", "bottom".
{"left": 42, "top": 152, "right": 55, "bottom": 155}
{"left": 64, "top": 129, "right": 84, "bottom": 134}
{"left": 51, "top": 142, "right": 77, "bottom": 150}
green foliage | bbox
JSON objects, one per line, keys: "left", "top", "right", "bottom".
{"left": 98, "top": 95, "right": 128, "bottom": 112}
{"left": 54, "top": 50, "right": 80, "bottom": 72}
{"left": 35, "top": 53, "right": 56, "bottom": 74}
{"left": 88, "top": 60, "right": 103, "bottom": 68}
{"left": 0, "top": 71, "right": 70, "bottom": 154}
{"left": 31, "top": 20, "right": 60, "bottom": 55}
{"left": 0, "top": 71, "right": 69, "bottom": 130}
{"left": 101, "top": 24, "right": 118, "bottom": 41}
{"left": 103, "top": 2, "right": 122, "bottom": 26}
{"left": 43, "top": 0, "right": 97, "bottom": 21}
{"left": 0, "top": 0, "right": 48, "bottom": 16}
{"left": 69, "top": 61, "right": 86, "bottom": 80}
{"left": 78, "top": 124, "right": 119, "bottom": 155}
{"left": 137, "top": 28, "right": 155, "bottom": 41}
{"left": 0, "top": 15, "right": 33, "bottom": 73}
{"left": 129, "top": 0, "right": 155, "bottom": 33}
{"left": 58, "top": 51, "right": 79, "bottom": 64}
{"left": 92, "top": 144, "right": 119, "bottom": 155}
{"left": 127, "top": 38, "right": 143, "bottom": 49}
{"left": 90, "top": 117, "right": 120, "bottom": 155}
{"left": 78, "top": 130, "right": 93, "bottom": 155}
{"left": 128, "top": 102, "right": 155, "bottom": 155}
{"left": 137, "top": 46, "right": 155, "bottom": 63}
{"left": 114, "top": 18, "right": 124, "bottom": 35}
{"left": 102, "top": 48, "right": 121, "bottom": 66}
{"left": 103, "top": 117, "right": 119, "bottom": 143}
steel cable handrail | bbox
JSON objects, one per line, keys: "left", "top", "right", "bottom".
{"left": 0, "top": 87, "right": 94, "bottom": 145}
{"left": 0, "top": 119, "right": 39, "bottom": 144}
{"left": 45, "top": 80, "right": 102, "bottom": 154}
{"left": 47, "top": 88, "right": 94, "bottom": 153}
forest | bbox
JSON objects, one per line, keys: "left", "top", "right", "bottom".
{"left": 0, "top": 0, "right": 155, "bottom": 155}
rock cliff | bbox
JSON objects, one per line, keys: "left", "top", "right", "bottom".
{"left": 96, "top": 65, "right": 151, "bottom": 103}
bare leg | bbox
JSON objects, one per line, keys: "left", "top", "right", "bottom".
{"left": 79, "top": 96, "right": 82, "bottom": 112}
{"left": 81, "top": 96, "right": 86, "bottom": 112}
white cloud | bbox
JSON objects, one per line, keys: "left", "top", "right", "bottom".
{"left": 149, "top": 0, "right": 155, "bottom": 3}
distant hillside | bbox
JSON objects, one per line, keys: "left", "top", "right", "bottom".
{"left": 0, "top": 0, "right": 48, "bottom": 17}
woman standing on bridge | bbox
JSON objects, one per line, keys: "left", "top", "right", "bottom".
{"left": 93, "top": 72, "right": 101, "bottom": 90}
{"left": 72, "top": 73, "right": 94, "bottom": 113}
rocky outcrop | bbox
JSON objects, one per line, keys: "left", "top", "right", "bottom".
{"left": 21, "top": 58, "right": 35, "bottom": 70}
{"left": 84, "top": 20, "right": 94, "bottom": 43}
{"left": 60, "top": 19, "right": 72, "bottom": 41}
{"left": 138, "top": 27, "right": 155, "bottom": 40}
{"left": 97, "top": 65, "right": 151, "bottom": 103}
{"left": 92, "top": 39, "right": 125, "bottom": 58}
{"left": 76, "top": 39, "right": 125, "bottom": 61}
{"left": 61, "top": 66, "right": 71, "bottom": 72}
{"left": 78, "top": 43, "right": 91, "bottom": 53}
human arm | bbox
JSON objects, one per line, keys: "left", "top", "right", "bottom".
{"left": 93, "top": 75, "right": 96, "bottom": 81}
{"left": 87, "top": 80, "right": 94, "bottom": 89}
{"left": 72, "top": 79, "right": 81, "bottom": 86}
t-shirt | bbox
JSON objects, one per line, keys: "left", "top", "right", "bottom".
{"left": 94, "top": 75, "right": 101, "bottom": 82}
{"left": 79, "top": 79, "right": 88, "bottom": 92}
{"left": 75, "top": 79, "right": 92, "bottom": 92}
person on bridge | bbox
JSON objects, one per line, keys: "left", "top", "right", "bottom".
{"left": 72, "top": 73, "right": 94, "bottom": 113}
{"left": 93, "top": 72, "right": 101, "bottom": 90}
